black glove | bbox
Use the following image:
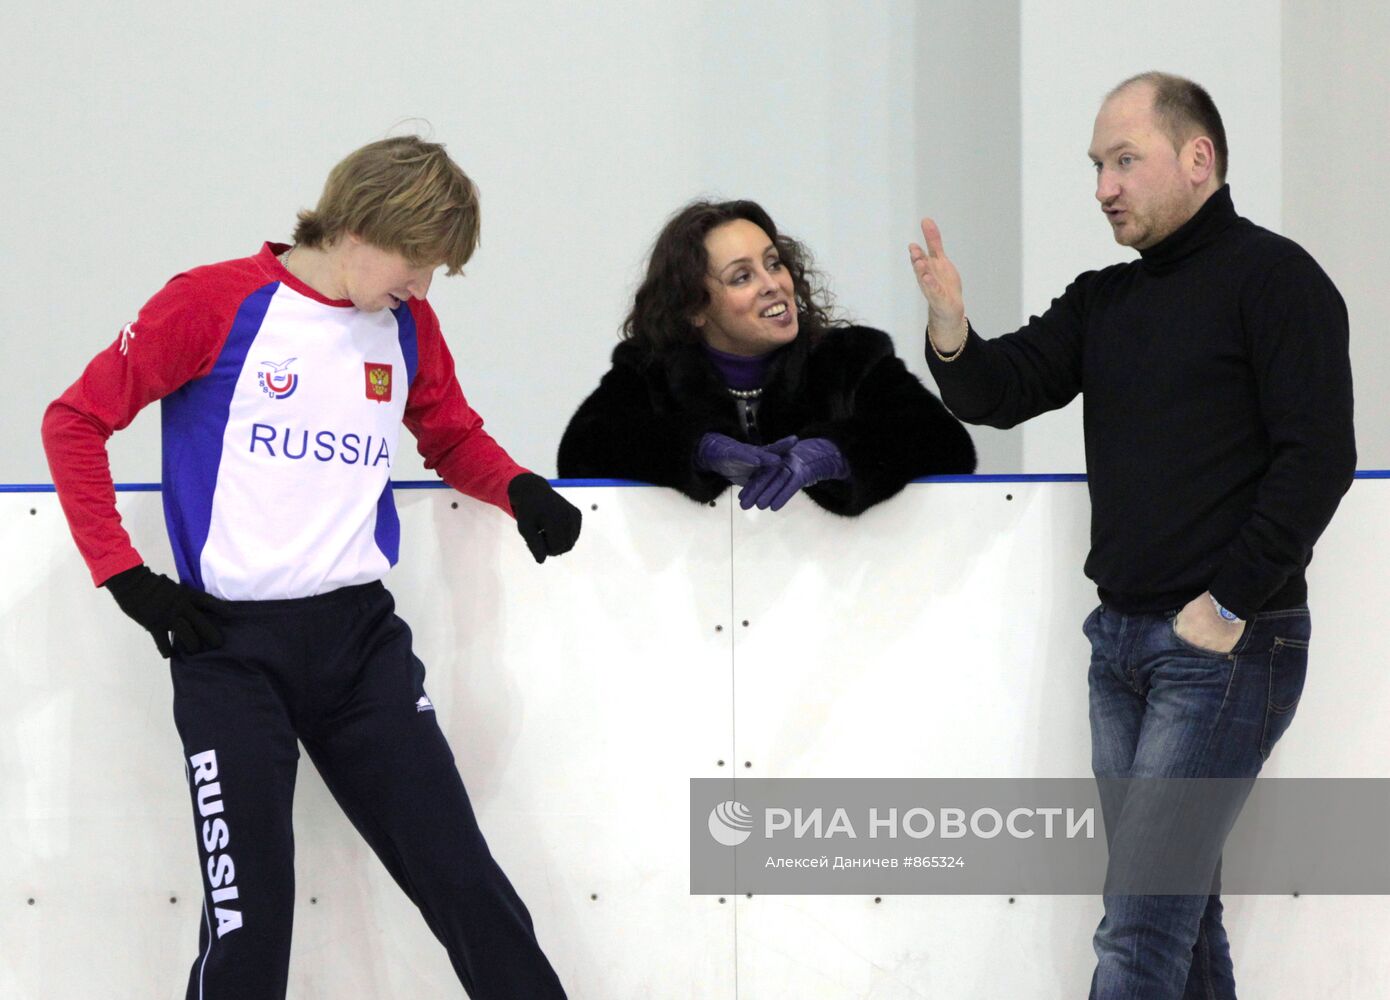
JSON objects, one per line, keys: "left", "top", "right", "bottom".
{"left": 104, "top": 564, "right": 224, "bottom": 658}
{"left": 507, "top": 473, "right": 582, "bottom": 564}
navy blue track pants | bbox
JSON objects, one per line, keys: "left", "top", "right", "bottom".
{"left": 170, "top": 581, "right": 566, "bottom": 999}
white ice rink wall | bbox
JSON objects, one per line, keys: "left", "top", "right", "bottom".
{"left": 3, "top": 478, "right": 1388, "bottom": 999}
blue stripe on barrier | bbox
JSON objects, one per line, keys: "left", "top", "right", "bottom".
{"left": 2, "top": 483, "right": 163, "bottom": 492}
{"left": 5, "top": 470, "right": 1389, "bottom": 493}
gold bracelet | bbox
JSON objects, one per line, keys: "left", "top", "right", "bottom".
{"left": 928, "top": 320, "right": 968, "bottom": 363}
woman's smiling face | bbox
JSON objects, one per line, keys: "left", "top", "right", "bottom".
{"left": 693, "top": 219, "right": 799, "bottom": 356}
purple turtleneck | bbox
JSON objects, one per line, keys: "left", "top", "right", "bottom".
{"left": 703, "top": 343, "right": 774, "bottom": 391}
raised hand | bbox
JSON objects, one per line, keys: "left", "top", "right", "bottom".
{"left": 908, "top": 218, "right": 968, "bottom": 355}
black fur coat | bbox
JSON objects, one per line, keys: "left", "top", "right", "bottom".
{"left": 557, "top": 325, "right": 976, "bottom": 515}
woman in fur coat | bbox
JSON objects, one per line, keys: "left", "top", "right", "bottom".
{"left": 557, "top": 199, "right": 976, "bottom": 515}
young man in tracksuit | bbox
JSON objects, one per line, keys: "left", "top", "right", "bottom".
{"left": 42, "top": 136, "right": 579, "bottom": 999}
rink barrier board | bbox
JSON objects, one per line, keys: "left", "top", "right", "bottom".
{"left": 2, "top": 479, "right": 1387, "bottom": 998}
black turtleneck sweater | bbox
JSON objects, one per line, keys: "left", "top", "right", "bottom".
{"left": 925, "top": 186, "right": 1355, "bottom": 618}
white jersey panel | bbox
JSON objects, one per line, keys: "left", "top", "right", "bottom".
{"left": 199, "top": 285, "right": 409, "bottom": 600}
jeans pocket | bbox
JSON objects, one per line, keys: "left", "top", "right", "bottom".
{"left": 1260, "top": 636, "right": 1309, "bottom": 760}
{"left": 1083, "top": 604, "right": 1103, "bottom": 639}
{"left": 1168, "top": 616, "right": 1234, "bottom": 659}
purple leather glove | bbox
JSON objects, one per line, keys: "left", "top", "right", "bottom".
{"left": 696, "top": 433, "right": 798, "bottom": 485}
{"left": 738, "top": 437, "right": 850, "bottom": 511}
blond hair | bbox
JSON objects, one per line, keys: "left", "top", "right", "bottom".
{"left": 293, "top": 136, "right": 480, "bottom": 275}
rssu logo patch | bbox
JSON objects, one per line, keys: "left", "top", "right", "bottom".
{"left": 257, "top": 358, "right": 299, "bottom": 399}
{"left": 365, "top": 363, "right": 392, "bottom": 403}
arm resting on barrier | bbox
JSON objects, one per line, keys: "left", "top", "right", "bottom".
{"left": 794, "top": 327, "right": 977, "bottom": 515}
{"left": 557, "top": 342, "right": 737, "bottom": 503}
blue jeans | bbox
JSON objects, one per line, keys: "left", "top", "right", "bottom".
{"left": 1084, "top": 603, "right": 1311, "bottom": 1000}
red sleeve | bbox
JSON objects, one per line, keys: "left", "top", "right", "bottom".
{"left": 41, "top": 273, "right": 230, "bottom": 585}
{"left": 404, "top": 301, "right": 527, "bottom": 516}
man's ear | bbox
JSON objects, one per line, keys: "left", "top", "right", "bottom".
{"left": 1188, "top": 135, "right": 1217, "bottom": 185}
{"left": 690, "top": 312, "right": 706, "bottom": 329}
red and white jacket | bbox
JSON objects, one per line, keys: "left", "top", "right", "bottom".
{"left": 43, "top": 243, "right": 525, "bottom": 600}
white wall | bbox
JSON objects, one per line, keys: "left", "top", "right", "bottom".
{"left": 1282, "top": 0, "right": 1390, "bottom": 469}
{"left": 1016, "top": 0, "right": 1285, "bottom": 473}
{"left": 3, "top": 482, "right": 1387, "bottom": 997}
{"left": 913, "top": 0, "right": 1024, "bottom": 474}
{"left": 6, "top": 3, "right": 1384, "bottom": 482}
{"left": 5, "top": 0, "right": 928, "bottom": 485}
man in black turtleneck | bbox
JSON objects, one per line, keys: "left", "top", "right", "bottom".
{"left": 910, "top": 73, "right": 1354, "bottom": 999}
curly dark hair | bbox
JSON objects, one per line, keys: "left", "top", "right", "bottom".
{"left": 621, "top": 199, "right": 839, "bottom": 352}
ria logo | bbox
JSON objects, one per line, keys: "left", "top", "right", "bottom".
{"left": 257, "top": 358, "right": 299, "bottom": 399}
{"left": 708, "top": 800, "right": 755, "bottom": 847}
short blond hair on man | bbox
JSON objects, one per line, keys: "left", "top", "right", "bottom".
{"left": 293, "top": 136, "right": 480, "bottom": 275}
